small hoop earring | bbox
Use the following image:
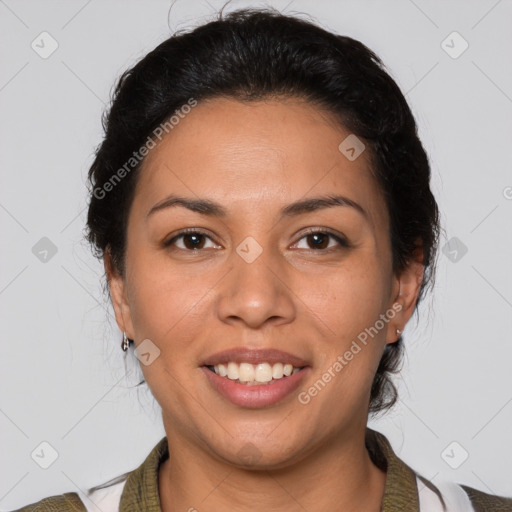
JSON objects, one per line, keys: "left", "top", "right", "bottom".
{"left": 121, "top": 332, "right": 132, "bottom": 351}
{"left": 396, "top": 328, "right": 403, "bottom": 337}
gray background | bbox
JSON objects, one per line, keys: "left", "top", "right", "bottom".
{"left": 1, "top": 0, "right": 511, "bottom": 509}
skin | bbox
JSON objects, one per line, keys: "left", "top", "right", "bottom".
{"left": 106, "top": 97, "right": 424, "bottom": 511}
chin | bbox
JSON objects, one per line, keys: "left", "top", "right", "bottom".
{"left": 210, "top": 435, "right": 308, "bottom": 470}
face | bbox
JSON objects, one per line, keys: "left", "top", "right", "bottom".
{"left": 108, "top": 97, "right": 422, "bottom": 468}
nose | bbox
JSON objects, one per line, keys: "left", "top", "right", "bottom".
{"left": 215, "top": 242, "right": 296, "bottom": 330}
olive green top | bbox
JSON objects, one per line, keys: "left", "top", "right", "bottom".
{"left": 10, "top": 428, "right": 512, "bottom": 511}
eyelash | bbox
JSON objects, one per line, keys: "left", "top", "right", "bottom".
{"left": 163, "top": 227, "right": 350, "bottom": 252}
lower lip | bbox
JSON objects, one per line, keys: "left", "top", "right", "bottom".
{"left": 201, "top": 366, "right": 310, "bottom": 408}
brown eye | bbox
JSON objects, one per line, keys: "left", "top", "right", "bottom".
{"left": 306, "top": 232, "right": 329, "bottom": 249}
{"left": 164, "top": 230, "right": 220, "bottom": 251}
{"left": 294, "top": 230, "right": 349, "bottom": 251}
{"left": 181, "top": 233, "right": 207, "bottom": 250}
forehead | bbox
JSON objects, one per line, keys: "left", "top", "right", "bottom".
{"left": 133, "top": 97, "right": 387, "bottom": 231}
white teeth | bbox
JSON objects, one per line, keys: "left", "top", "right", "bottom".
{"left": 254, "top": 363, "right": 273, "bottom": 382}
{"left": 227, "top": 362, "right": 239, "bottom": 380}
{"left": 212, "top": 362, "right": 302, "bottom": 384}
{"left": 283, "top": 363, "right": 293, "bottom": 376}
{"left": 217, "top": 363, "right": 227, "bottom": 377}
{"left": 238, "top": 363, "right": 255, "bottom": 382}
{"left": 272, "top": 363, "right": 284, "bottom": 379}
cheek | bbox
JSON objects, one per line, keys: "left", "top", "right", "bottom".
{"left": 124, "top": 242, "right": 217, "bottom": 336}
{"left": 128, "top": 276, "right": 213, "bottom": 355}
{"left": 297, "top": 255, "right": 389, "bottom": 403}
{"left": 298, "top": 256, "right": 389, "bottom": 340}
{"left": 125, "top": 256, "right": 213, "bottom": 413}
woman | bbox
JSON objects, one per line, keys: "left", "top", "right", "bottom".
{"left": 12, "top": 6, "right": 512, "bottom": 512}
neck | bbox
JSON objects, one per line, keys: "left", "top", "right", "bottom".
{"left": 158, "top": 422, "right": 387, "bottom": 512}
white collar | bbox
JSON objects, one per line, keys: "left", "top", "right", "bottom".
{"left": 417, "top": 475, "right": 475, "bottom": 511}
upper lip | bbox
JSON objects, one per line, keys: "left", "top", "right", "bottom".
{"left": 201, "top": 348, "right": 310, "bottom": 368}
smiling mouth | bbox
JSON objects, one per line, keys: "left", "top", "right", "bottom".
{"left": 204, "top": 362, "right": 306, "bottom": 386}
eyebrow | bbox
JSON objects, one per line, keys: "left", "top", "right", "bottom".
{"left": 146, "top": 193, "right": 367, "bottom": 220}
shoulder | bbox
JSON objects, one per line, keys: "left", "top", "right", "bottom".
{"left": 9, "top": 474, "right": 130, "bottom": 512}
{"left": 417, "top": 473, "right": 512, "bottom": 512}
{"left": 460, "top": 484, "right": 512, "bottom": 512}
{"left": 8, "top": 492, "right": 87, "bottom": 512}
{"left": 8, "top": 443, "right": 154, "bottom": 512}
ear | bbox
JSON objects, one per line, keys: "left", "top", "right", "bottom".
{"left": 104, "top": 247, "right": 135, "bottom": 339}
{"left": 385, "top": 244, "right": 424, "bottom": 345}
